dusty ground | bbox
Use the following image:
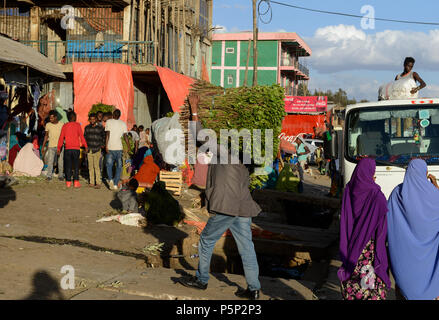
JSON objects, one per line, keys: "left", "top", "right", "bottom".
{"left": 0, "top": 168, "right": 354, "bottom": 300}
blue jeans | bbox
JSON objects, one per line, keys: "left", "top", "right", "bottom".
{"left": 45, "top": 147, "right": 63, "bottom": 178}
{"left": 106, "top": 150, "right": 123, "bottom": 185}
{"left": 196, "top": 213, "right": 261, "bottom": 291}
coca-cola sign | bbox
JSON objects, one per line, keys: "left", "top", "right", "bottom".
{"left": 284, "top": 96, "right": 327, "bottom": 113}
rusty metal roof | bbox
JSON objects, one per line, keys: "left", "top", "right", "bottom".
{"left": 0, "top": 34, "right": 66, "bottom": 79}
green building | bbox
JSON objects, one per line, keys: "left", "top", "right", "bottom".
{"left": 211, "top": 32, "right": 311, "bottom": 95}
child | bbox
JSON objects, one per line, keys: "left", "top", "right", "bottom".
{"left": 84, "top": 113, "right": 105, "bottom": 188}
{"left": 117, "top": 178, "right": 139, "bottom": 212}
{"left": 57, "top": 111, "right": 88, "bottom": 188}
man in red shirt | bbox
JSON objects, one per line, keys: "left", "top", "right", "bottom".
{"left": 57, "top": 111, "right": 88, "bottom": 188}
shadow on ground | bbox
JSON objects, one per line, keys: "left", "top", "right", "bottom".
{"left": 23, "top": 270, "right": 65, "bottom": 300}
{"left": 0, "top": 187, "right": 16, "bottom": 208}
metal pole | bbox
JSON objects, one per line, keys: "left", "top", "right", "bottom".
{"left": 5, "top": 86, "right": 10, "bottom": 163}
{"left": 252, "top": 0, "right": 258, "bottom": 87}
{"left": 157, "top": 86, "right": 161, "bottom": 120}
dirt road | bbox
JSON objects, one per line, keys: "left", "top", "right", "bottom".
{"left": 0, "top": 176, "right": 327, "bottom": 300}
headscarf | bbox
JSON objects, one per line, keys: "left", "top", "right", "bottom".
{"left": 387, "top": 159, "right": 439, "bottom": 300}
{"left": 338, "top": 158, "right": 390, "bottom": 287}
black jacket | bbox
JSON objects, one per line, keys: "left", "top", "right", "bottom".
{"left": 84, "top": 124, "right": 105, "bottom": 153}
{"left": 194, "top": 121, "right": 261, "bottom": 218}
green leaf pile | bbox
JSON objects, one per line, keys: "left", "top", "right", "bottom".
{"left": 186, "top": 81, "right": 286, "bottom": 190}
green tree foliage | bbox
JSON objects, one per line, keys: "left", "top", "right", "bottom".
{"left": 312, "top": 88, "right": 357, "bottom": 106}
{"left": 297, "top": 82, "right": 311, "bottom": 96}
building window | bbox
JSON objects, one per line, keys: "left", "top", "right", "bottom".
{"left": 199, "top": 0, "right": 209, "bottom": 37}
{"left": 227, "top": 75, "right": 233, "bottom": 85}
{"left": 226, "top": 47, "right": 234, "bottom": 54}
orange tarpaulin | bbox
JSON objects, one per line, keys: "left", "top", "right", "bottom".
{"left": 73, "top": 62, "right": 135, "bottom": 129}
{"left": 156, "top": 66, "right": 195, "bottom": 112}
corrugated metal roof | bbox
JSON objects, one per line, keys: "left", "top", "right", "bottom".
{"left": 0, "top": 35, "right": 66, "bottom": 79}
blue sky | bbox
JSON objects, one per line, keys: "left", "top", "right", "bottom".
{"left": 213, "top": 0, "right": 439, "bottom": 101}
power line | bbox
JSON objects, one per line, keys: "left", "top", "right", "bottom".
{"left": 268, "top": 0, "right": 439, "bottom": 26}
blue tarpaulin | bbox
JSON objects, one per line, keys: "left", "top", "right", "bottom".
{"left": 66, "top": 40, "right": 123, "bottom": 59}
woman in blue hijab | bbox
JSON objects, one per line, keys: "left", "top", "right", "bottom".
{"left": 387, "top": 159, "right": 439, "bottom": 300}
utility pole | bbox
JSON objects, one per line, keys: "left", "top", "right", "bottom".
{"left": 252, "top": 0, "right": 258, "bottom": 87}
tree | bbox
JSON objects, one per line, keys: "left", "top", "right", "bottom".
{"left": 297, "top": 83, "right": 311, "bottom": 96}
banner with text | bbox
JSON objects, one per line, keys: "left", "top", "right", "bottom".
{"left": 284, "top": 96, "right": 327, "bottom": 113}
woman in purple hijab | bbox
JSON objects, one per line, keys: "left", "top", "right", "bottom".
{"left": 338, "top": 157, "right": 390, "bottom": 300}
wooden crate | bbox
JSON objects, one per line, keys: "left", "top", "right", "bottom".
{"left": 159, "top": 171, "right": 183, "bottom": 196}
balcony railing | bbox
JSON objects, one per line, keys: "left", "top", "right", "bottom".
{"left": 297, "top": 62, "right": 309, "bottom": 77}
{"left": 282, "top": 86, "right": 297, "bottom": 96}
{"left": 20, "top": 40, "right": 155, "bottom": 65}
{"left": 280, "top": 56, "right": 309, "bottom": 78}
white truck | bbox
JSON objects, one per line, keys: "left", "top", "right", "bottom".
{"left": 333, "top": 98, "right": 439, "bottom": 198}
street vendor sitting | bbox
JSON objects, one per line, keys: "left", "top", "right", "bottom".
{"left": 133, "top": 154, "right": 160, "bottom": 189}
{"left": 117, "top": 178, "right": 139, "bottom": 212}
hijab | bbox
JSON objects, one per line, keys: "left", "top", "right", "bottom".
{"left": 387, "top": 159, "right": 439, "bottom": 299}
{"left": 338, "top": 157, "right": 390, "bottom": 287}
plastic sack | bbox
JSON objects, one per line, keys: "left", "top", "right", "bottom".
{"left": 96, "top": 213, "right": 146, "bottom": 227}
{"left": 275, "top": 164, "right": 300, "bottom": 192}
{"left": 151, "top": 113, "right": 185, "bottom": 166}
{"left": 379, "top": 75, "right": 419, "bottom": 100}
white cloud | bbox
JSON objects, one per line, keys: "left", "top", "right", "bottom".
{"left": 423, "top": 84, "right": 439, "bottom": 98}
{"left": 309, "top": 73, "right": 381, "bottom": 101}
{"left": 305, "top": 24, "right": 439, "bottom": 74}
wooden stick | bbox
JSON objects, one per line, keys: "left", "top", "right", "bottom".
{"left": 154, "top": 0, "right": 158, "bottom": 65}
{"left": 158, "top": 0, "right": 162, "bottom": 66}
{"left": 176, "top": 0, "right": 180, "bottom": 72}
{"left": 146, "top": 1, "right": 150, "bottom": 41}
{"left": 244, "top": 39, "right": 251, "bottom": 87}
{"left": 171, "top": 2, "right": 175, "bottom": 71}
{"left": 164, "top": 3, "right": 168, "bottom": 68}
{"left": 182, "top": 0, "right": 186, "bottom": 74}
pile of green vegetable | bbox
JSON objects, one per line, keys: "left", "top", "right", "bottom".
{"left": 182, "top": 81, "right": 286, "bottom": 190}
{"left": 89, "top": 103, "right": 115, "bottom": 115}
{"left": 138, "top": 181, "right": 184, "bottom": 226}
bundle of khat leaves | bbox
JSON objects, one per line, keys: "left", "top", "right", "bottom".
{"left": 139, "top": 181, "right": 184, "bottom": 226}
{"left": 182, "top": 81, "right": 286, "bottom": 190}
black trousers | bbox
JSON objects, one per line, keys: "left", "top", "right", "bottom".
{"left": 64, "top": 149, "right": 80, "bottom": 182}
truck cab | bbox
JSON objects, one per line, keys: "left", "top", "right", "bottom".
{"left": 340, "top": 98, "right": 439, "bottom": 198}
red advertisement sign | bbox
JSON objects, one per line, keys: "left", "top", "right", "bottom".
{"left": 284, "top": 96, "right": 327, "bottom": 113}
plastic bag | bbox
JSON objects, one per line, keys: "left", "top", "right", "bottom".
{"left": 96, "top": 213, "right": 146, "bottom": 227}
{"left": 275, "top": 164, "right": 300, "bottom": 192}
{"left": 151, "top": 112, "right": 185, "bottom": 166}
{"left": 379, "top": 75, "right": 418, "bottom": 100}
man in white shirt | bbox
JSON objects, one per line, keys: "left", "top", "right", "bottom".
{"left": 128, "top": 129, "right": 139, "bottom": 154}
{"left": 105, "top": 109, "right": 129, "bottom": 190}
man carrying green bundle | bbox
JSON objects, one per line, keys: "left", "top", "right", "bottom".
{"left": 177, "top": 93, "right": 262, "bottom": 300}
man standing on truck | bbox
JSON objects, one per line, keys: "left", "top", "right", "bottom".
{"left": 395, "top": 57, "right": 426, "bottom": 95}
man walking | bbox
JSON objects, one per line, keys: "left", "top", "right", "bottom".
{"left": 177, "top": 93, "right": 262, "bottom": 300}
{"left": 84, "top": 113, "right": 105, "bottom": 188}
{"left": 105, "top": 109, "right": 129, "bottom": 191}
{"left": 42, "top": 110, "right": 64, "bottom": 181}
